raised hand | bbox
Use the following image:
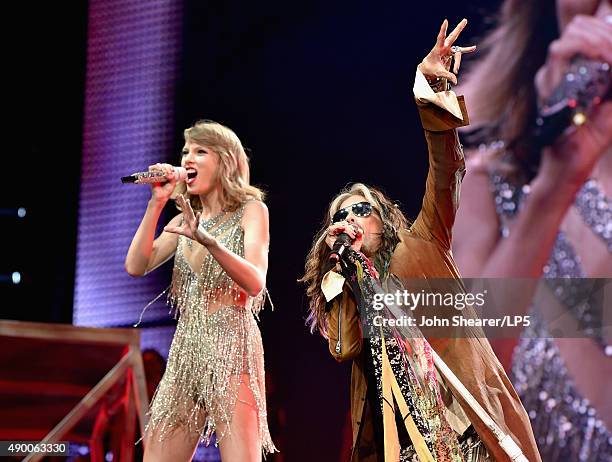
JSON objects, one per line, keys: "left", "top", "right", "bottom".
{"left": 163, "top": 194, "right": 216, "bottom": 246}
{"left": 418, "top": 18, "right": 476, "bottom": 86}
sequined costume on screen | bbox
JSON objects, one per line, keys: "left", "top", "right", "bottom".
{"left": 145, "top": 201, "right": 276, "bottom": 454}
{"left": 487, "top": 164, "right": 612, "bottom": 461}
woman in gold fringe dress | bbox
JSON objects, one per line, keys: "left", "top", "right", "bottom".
{"left": 125, "top": 120, "right": 276, "bottom": 461}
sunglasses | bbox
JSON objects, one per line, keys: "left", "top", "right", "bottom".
{"left": 332, "top": 201, "right": 373, "bottom": 223}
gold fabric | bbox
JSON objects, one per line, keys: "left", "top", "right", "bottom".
{"left": 146, "top": 202, "right": 276, "bottom": 454}
{"left": 325, "top": 93, "right": 541, "bottom": 462}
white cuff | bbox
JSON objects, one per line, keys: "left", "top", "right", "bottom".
{"left": 413, "top": 68, "right": 464, "bottom": 121}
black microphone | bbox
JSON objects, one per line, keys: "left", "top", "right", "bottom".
{"left": 329, "top": 233, "right": 353, "bottom": 263}
{"left": 120, "top": 166, "right": 196, "bottom": 184}
{"left": 534, "top": 56, "right": 610, "bottom": 148}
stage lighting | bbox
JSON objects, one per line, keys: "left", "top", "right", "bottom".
{"left": 11, "top": 272, "right": 21, "bottom": 284}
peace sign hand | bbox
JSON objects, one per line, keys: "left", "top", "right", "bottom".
{"left": 418, "top": 18, "right": 476, "bottom": 86}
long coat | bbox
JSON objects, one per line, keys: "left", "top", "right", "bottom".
{"left": 325, "top": 75, "right": 541, "bottom": 462}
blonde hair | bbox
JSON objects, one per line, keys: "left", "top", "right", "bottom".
{"left": 300, "top": 183, "right": 409, "bottom": 336}
{"left": 174, "top": 120, "right": 264, "bottom": 211}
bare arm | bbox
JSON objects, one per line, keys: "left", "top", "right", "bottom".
{"left": 479, "top": 174, "right": 577, "bottom": 277}
{"left": 452, "top": 152, "right": 580, "bottom": 371}
{"left": 125, "top": 163, "right": 181, "bottom": 277}
{"left": 452, "top": 154, "right": 501, "bottom": 277}
{"left": 125, "top": 200, "right": 180, "bottom": 277}
{"left": 207, "top": 200, "right": 269, "bottom": 296}
{"left": 454, "top": 113, "right": 611, "bottom": 279}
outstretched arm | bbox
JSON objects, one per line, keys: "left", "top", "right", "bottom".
{"left": 410, "top": 19, "right": 475, "bottom": 249}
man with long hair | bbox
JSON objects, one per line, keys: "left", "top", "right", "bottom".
{"left": 301, "top": 19, "right": 540, "bottom": 462}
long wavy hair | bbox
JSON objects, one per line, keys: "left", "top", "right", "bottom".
{"left": 173, "top": 120, "right": 264, "bottom": 211}
{"left": 300, "top": 183, "right": 409, "bottom": 337}
{"left": 458, "top": 0, "right": 558, "bottom": 176}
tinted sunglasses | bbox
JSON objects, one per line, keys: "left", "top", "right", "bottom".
{"left": 332, "top": 201, "right": 373, "bottom": 223}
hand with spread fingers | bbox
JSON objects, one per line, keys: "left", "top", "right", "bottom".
{"left": 418, "top": 18, "right": 476, "bottom": 87}
{"left": 163, "top": 194, "right": 217, "bottom": 247}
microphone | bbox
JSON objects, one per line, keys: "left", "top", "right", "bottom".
{"left": 121, "top": 166, "right": 195, "bottom": 184}
{"left": 329, "top": 233, "right": 353, "bottom": 263}
{"left": 534, "top": 56, "right": 611, "bottom": 148}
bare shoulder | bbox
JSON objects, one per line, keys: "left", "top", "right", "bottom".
{"left": 241, "top": 201, "right": 270, "bottom": 252}
{"left": 242, "top": 200, "right": 269, "bottom": 222}
{"left": 241, "top": 201, "right": 270, "bottom": 237}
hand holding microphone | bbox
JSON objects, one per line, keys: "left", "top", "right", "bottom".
{"left": 329, "top": 233, "right": 353, "bottom": 263}
{"left": 325, "top": 222, "right": 363, "bottom": 263}
{"left": 122, "top": 163, "right": 196, "bottom": 204}
{"left": 121, "top": 164, "right": 196, "bottom": 184}
{"left": 533, "top": 7, "right": 612, "bottom": 149}
{"left": 533, "top": 7, "right": 612, "bottom": 190}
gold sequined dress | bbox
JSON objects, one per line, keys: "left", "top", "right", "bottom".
{"left": 146, "top": 201, "right": 276, "bottom": 454}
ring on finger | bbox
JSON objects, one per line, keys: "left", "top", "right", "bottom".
{"left": 451, "top": 46, "right": 460, "bottom": 54}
